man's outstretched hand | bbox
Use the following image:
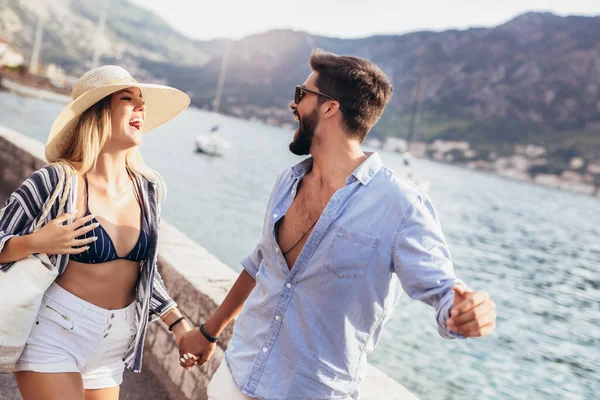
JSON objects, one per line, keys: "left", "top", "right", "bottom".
{"left": 446, "top": 284, "right": 496, "bottom": 337}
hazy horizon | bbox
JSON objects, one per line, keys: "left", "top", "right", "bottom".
{"left": 131, "top": 0, "right": 599, "bottom": 41}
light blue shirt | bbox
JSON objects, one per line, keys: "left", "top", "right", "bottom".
{"left": 225, "top": 152, "right": 464, "bottom": 400}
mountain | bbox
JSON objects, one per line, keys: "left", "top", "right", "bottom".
{"left": 0, "top": 0, "right": 210, "bottom": 78}
{"left": 1, "top": 0, "right": 599, "bottom": 168}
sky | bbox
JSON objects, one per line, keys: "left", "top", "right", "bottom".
{"left": 131, "top": 0, "right": 599, "bottom": 40}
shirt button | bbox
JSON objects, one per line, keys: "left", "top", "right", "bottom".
{"left": 107, "top": 324, "right": 112, "bottom": 330}
{"left": 273, "top": 213, "right": 278, "bottom": 219}
{"left": 262, "top": 347, "right": 268, "bottom": 353}
{"left": 275, "top": 315, "right": 281, "bottom": 321}
{"left": 103, "top": 333, "right": 109, "bottom": 338}
{"left": 110, "top": 313, "right": 115, "bottom": 319}
{"left": 286, "top": 283, "right": 292, "bottom": 288}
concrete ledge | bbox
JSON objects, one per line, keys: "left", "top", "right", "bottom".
{"left": 144, "top": 221, "right": 238, "bottom": 400}
{"left": 0, "top": 126, "right": 419, "bottom": 400}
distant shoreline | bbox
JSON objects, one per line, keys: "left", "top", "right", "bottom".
{"left": 0, "top": 87, "right": 597, "bottom": 200}
{"left": 417, "top": 156, "right": 600, "bottom": 200}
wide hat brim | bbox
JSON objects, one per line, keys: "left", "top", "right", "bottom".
{"left": 45, "top": 82, "right": 190, "bottom": 162}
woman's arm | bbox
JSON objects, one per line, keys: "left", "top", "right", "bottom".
{"left": 159, "top": 307, "right": 194, "bottom": 345}
{"left": 0, "top": 233, "right": 37, "bottom": 264}
{"left": 0, "top": 166, "right": 96, "bottom": 268}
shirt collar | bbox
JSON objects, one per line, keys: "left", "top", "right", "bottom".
{"left": 290, "top": 152, "right": 383, "bottom": 186}
{"left": 291, "top": 157, "right": 314, "bottom": 179}
{"left": 350, "top": 152, "right": 383, "bottom": 185}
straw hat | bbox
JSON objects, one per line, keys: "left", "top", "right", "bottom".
{"left": 46, "top": 65, "right": 190, "bottom": 162}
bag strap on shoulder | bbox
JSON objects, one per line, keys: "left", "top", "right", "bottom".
{"left": 33, "top": 162, "right": 74, "bottom": 232}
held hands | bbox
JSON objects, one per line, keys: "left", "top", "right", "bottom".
{"left": 171, "top": 320, "right": 202, "bottom": 370}
{"left": 177, "top": 327, "right": 216, "bottom": 370}
{"left": 29, "top": 212, "right": 99, "bottom": 255}
{"left": 446, "top": 284, "right": 496, "bottom": 337}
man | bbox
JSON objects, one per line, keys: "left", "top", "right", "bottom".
{"left": 180, "top": 49, "right": 496, "bottom": 400}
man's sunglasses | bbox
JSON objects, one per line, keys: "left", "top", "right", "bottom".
{"left": 294, "top": 85, "right": 344, "bottom": 112}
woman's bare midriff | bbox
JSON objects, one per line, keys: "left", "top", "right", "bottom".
{"left": 55, "top": 259, "right": 141, "bottom": 310}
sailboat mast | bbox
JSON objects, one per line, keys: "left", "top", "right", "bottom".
{"left": 213, "top": 40, "right": 233, "bottom": 113}
{"left": 29, "top": 15, "right": 44, "bottom": 74}
{"left": 406, "top": 69, "right": 426, "bottom": 153}
{"left": 92, "top": 0, "right": 111, "bottom": 69}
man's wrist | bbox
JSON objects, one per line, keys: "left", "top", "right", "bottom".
{"left": 202, "top": 319, "right": 222, "bottom": 337}
{"left": 199, "top": 323, "right": 219, "bottom": 343}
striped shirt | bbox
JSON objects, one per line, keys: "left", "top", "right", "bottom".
{"left": 0, "top": 165, "right": 176, "bottom": 372}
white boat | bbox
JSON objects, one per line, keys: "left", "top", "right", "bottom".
{"left": 195, "top": 125, "right": 231, "bottom": 156}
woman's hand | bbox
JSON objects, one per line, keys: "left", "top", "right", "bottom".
{"left": 178, "top": 327, "right": 216, "bottom": 370}
{"left": 172, "top": 319, "right": 193, "bottom": 346}
{"left": 172, "top": 320, "right": 203, "bottom": 370}
{"left": 29, "top": 212, "right": 99, "bottom": 255}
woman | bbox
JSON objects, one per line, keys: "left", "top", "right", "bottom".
{"left": 0, "top": 65, "right": 194, "bottom": 399}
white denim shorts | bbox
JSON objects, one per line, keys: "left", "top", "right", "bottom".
{"left": 14, "top": 282, "right": 137, "bottom": 389}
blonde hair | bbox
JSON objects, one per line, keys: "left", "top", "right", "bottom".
{"left": 54, "top": 94, "right": 166, "bottom": 202}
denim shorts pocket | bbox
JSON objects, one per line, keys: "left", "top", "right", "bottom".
{"left": 325, "top": 227, "right": 380, "bottom": 279}
{"left": 39, "top": 302, "right": 76, "bottom": 332}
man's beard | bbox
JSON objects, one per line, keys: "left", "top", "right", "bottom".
{"left": 289, "top": 109, "right": 319, "bottom": 156}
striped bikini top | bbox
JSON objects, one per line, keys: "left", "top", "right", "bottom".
{"left": 70, "top": 174, "right": 151, "bottom": 264}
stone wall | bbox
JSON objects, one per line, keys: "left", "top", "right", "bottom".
{"left": 0, "top": 126, "right": 418, "bottom": 400}
{"left": 0, "top": 126, "right": 47, "bottom": 194}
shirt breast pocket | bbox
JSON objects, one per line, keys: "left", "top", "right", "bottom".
{"left": 325, "top": 227, "right": 380, "bottom": 279}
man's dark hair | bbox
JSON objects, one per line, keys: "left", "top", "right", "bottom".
{"left": 309, "top": 49, "right": 393, "bottom": 142}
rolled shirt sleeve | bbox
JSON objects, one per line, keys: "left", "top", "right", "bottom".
{"left": 241, "top": 241, "right": 263, "bottom": 280}
{"left": 392, "top": 195, "right": 467, "bottom": 339}
{"left": 149, "top": 268, "right": 178, "bottom": 319}
{"left": 149, "top": 179, "right": 177, "bottom": 319}
{"left": 0, "top": 166, "right": 65, "bottom": 272}
{"left": 0, "top": 196, "right": 31, "bottom": 271}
